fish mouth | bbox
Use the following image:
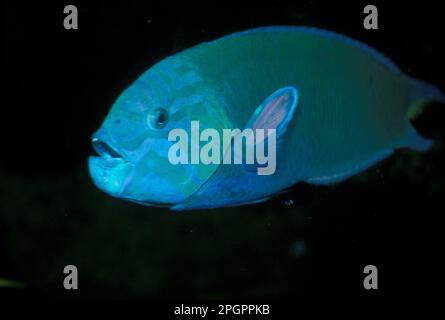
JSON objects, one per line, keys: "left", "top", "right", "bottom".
{"left": 88, "top": 135, "right": 133, "bottom": 197}
{"left": 91, "top": 136, "right": 128, "bottom": 162}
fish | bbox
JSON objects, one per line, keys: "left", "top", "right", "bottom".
{"left": 88, "top": 26, "right": 444, "bottom": 210}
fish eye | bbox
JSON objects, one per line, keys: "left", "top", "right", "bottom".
{"left": 148, "top": 107, "right": 169, "bottom": 130}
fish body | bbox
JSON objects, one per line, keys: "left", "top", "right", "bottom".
{"left": 88, "top": 26, "right": 444, "bottom": 210}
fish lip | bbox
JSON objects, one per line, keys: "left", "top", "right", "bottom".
{"left": 88, "top": 156, "right": 133, "bottom": 183}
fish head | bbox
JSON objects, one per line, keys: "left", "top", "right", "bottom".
{"left": 88, "top": 57, "right": 231, "bottom": 207}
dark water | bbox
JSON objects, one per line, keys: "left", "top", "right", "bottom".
{"left": 2, "top": 1, "right": 444, "bottom": 299}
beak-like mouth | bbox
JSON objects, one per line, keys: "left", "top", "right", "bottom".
{"left": 88, "top": 135, "right": 133, "bottom": 197}
{"left": 91, "top": 137, "right": 127, "bottom": 161}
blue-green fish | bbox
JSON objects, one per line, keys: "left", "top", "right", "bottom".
{"left": 88, "top": 26, "right": 444, "bottom": 210}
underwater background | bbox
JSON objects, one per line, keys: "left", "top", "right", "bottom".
{"left": 2, "top": 0, "right": 444, "bottom": 298}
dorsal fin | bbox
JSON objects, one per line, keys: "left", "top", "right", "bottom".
{"left": 217, "top": 26, "right": 401, "bottom": 74}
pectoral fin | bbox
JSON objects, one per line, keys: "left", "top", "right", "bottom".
{"left": 240, "top": 86, "right": 299, "bottom": 173}
{"left": 246, "top": 86, "right": 299, "bottom": 136}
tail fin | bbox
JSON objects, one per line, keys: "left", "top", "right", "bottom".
{"left": 403, "top": 78, "right": 444, "bottom": 151}
{"left": 407, "top": 78, "right": 445, "bottom": 120}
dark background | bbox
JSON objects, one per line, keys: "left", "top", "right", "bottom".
{"left": 1, "top": 0, "right": 444, "bottom": 299}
